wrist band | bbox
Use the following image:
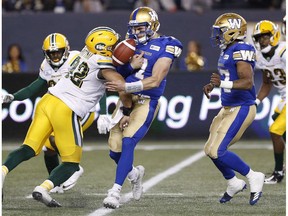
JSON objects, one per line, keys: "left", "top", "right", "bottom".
{"left": 125, "top": 81, "right": 143, "bottom": 93}
{"left": 121, "top": 106, "right": 133, "bottom": 116}
{"left": 219, "top": 81, "right": 233, "bottom": 89}
{"left": 255, "top": 98, "right": 261, "bottom": 106}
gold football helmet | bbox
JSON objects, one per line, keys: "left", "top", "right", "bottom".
{"left": 42, "top": 33, "right": 70, "bottom": 67}
{"left": 85, "top": 26, "right": 120, "bottom": 57}
{"left": 210, "top": 13, "right": 247, "bottom": 49}
{"left": 252, "top": 20, "right": 280, "bottom": 52}
{"left": 127, "top": 7, "right": 160, "bottom": 44}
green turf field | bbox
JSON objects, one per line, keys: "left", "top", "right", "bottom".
{"left": 2, "top": 140, "right": 286, "bottom": 216}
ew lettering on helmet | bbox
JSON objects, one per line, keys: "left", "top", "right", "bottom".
{"left": 227, "top": 18, "right": 241, "bottom": 29}
{"left": 158, "top": 95, "right": 192, "bottom": 129}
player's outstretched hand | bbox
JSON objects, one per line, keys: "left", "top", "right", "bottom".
{"left": 105, "top": 80, "right": 125, "bottom": 92}
{"left": 97, "top": 115, "right": 111, "bottom": 134}
{"left": 203, "top": 83, "right": 214, "bottom": 99}
{"left": 1, "top": 94, "right": 14, "bottom": 103}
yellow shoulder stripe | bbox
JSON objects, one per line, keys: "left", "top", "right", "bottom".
{"left": 279, "top": 47, "right": 286, "bottom": 58}
{"left": 68, "top": 54, "right": 79, "bottom": 64}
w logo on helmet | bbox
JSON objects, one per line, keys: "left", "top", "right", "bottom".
{"left": 228, "top": 18, "right": 242, "bottom": 29}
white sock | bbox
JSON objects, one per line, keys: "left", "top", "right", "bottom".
{"left": 227, "top": 176, "right": 238, "bottom": 185}
{"left": 112, "top": 183, "right": 122, "bottom": 192}
{"left": 246, "top": 169, "right": 256, "bottom": 179}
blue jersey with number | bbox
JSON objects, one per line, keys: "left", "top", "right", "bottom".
{"left": 218, "top": 41, "right": 256, "bottom": 106}
{"left": 117, "top": 36, "right": 182, "bottom": 100}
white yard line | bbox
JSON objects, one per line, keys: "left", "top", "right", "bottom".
{"left": 2, "top": 143, "right": 272, "bottom": 151}
{"left": 15, "top": 142, "right": 272, "bottom": 214}
{"left": 88, "top": 151, "right": 205, "bottom": 216}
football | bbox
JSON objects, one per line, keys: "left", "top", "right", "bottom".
{"left": 112, "top": 38, "right": 136, "bottom": 66}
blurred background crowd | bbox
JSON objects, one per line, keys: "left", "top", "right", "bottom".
{"left": 2, "top": 0, "right": 286, "bottom": 74}
{"left": 2, "top": 0, "right": 285, "bottom": 14}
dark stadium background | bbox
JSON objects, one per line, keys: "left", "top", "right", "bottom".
{"left": 2, "top": 9, "right": 284, "bottom": 141}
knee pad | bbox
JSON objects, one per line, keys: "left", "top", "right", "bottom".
{"left": 109, "top": 151, "right": 121, "bottom": 164}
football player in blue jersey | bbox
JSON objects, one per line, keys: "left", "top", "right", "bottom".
{"left": 103, "top": 6, "right": 183, "bottom": 209}
{"left": 202, "top": 13, "right": 265, "bottom": 205}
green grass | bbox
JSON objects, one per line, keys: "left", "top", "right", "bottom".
{"left": 2, "top": 140, "right": 286, "bottom": 216}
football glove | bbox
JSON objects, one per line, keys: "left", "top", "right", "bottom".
{"left": 109, "top": 107, "right": 124, "bottom": 129}
{"left": 2, "top": 94, "right": 14, "bottom": 103}
{"left": 97, "top": 115, "right": 111, "bottom": 134}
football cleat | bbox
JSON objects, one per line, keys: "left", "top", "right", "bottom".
{"left": 32, "top": 186, "right": 62, "bottom": 207}
{"left": 103, "top": 189, "right": 120, "bottom": 209}
{"left": 129, "top": 165, "right": 145, "bottom": 201}
{"left": 220, "top": 179, "right": 247, "bottom": 203}
{"left": 248, "top": 172, "right": 265, "bottom": 205}
{"left": 49, "top": 185, "right": 64, "bottom": 194}
{"left": 62, "top": 165, "right": 84, "bottom": 191}
{"left": 264, "top": 171, "right": 284, "bottom": 184}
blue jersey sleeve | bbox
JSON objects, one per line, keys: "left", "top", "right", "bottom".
{"left": 232, "top": 42, "right": 256, "bottom": 68}
{"left": 159, "top": 36, "right": 183, "bottom": 60}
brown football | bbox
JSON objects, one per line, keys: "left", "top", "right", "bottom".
{"left": 112, "top": 38, "right": 136, "bottom": 66}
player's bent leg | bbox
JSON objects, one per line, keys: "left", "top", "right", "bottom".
{"left": 43, "top": 148, "right": 59, "bottom": 174}
{"left": 47, "top": 162, "right": 80, "bottom": 196}
{"left": 3, "top": 145, "right": 35, "bottom": 175}
{"left": 44, "top": 147, "right": 64, "bottom": 194}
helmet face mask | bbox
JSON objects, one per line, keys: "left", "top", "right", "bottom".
{"left": 128, "top": 7, "right": 160, "bottom": 44}
{"left": 210, "top": 26, "right": 225, "bottom": 49}
{"left": 85, "top": 26, "right": 120, "bottom": 57}
{"left": 281, "top": 15, "right": 286, "bottom": 36}
{"left": 42, "top": 33, "right": 70, "bottom": 67}
{"left": 46, "top": 48, "right": 65, "bottom": 63}
{"left": 252, "top": 20, "right": 280, "bottom": 53}
{"left": 210, "top": 13, "right": 247, "bottom": 50}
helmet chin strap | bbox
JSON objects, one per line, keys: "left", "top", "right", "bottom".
{"left": 261, "top": 45, "right": 272, "bottom": 53}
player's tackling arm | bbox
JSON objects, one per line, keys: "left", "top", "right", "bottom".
{"left": 100, "top": 68, "right": 132, "bottom": 109}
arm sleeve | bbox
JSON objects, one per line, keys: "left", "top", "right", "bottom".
{"left": 13, "top": 76, "right": 47, "bottom": 101}
{"left": 116, "top": 63, "right": 135, "bottom": 78}
{"left": 99, "top": 92, "right": 107, "bottom": 114}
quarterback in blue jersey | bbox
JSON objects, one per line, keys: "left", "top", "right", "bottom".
{"left": 203, "top": 13, "right": 265, "bottom": 205}
{"left": 103, "top": 7, "right": 182, "bottom": 209}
